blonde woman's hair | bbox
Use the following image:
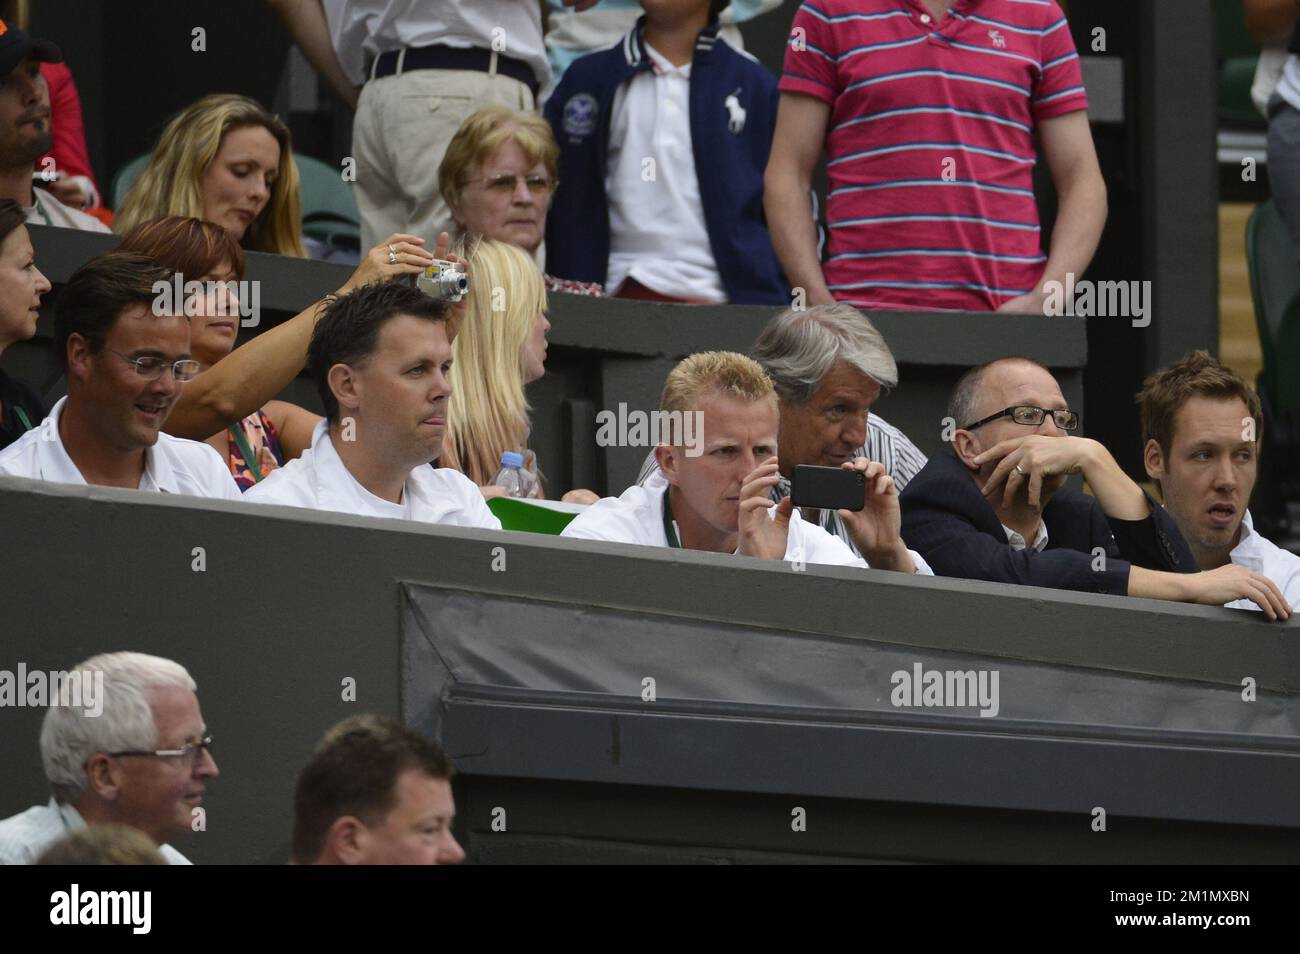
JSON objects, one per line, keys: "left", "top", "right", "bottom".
{"left": 438, "top": 105, "right": 559, "bottom": 223}
{"left": 661, "top": 352, "right": 777, "bottom": 420}
{"left": 114, "top": 94, "right": 305, "bottom": 257}
{"left": 441, "top": 238, "right": 547, "bottom": 485}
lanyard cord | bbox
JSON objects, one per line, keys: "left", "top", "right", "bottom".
{"left": 661, "top": 487, "right": 681, "bottom": 548}
{"left": 228, "top": 421, "right": 265, "bottom": 482}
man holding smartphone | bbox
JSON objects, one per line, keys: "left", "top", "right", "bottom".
{"left": 563, "top": 350, "right": 930, "bottom": 576}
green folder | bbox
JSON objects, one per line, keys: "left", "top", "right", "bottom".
{"left": 487, "top": 496, "right": 588, "bottom": 534}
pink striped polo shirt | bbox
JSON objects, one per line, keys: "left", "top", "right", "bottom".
{"left": 779, "top": 0, "right": 1088, "bottom": 311}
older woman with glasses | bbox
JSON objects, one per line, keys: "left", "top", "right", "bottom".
{"left": 438, "top": 105, "right": 601, "bottom": 296}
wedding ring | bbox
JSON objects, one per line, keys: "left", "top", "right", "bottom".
{"left": 388, "top": 250, "right": 398, "bottom": 264}
{"left": 1014, "top": 464, "right": 1027, "bottom": 476}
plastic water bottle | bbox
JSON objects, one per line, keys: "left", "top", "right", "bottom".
{"left": 491, "top": 451, "right": 541, "bottom": 499}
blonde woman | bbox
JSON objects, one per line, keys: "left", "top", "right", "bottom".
{"left": 441, "top": 238, "right": 597, "bottom": 503}
{"left": 115, "top": 94, "right": 306, "bottom": 257}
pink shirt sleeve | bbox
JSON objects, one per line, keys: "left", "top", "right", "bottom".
{"left": 1033, "top": 2, "right": 1089, "bottom": 121}
{"left": 39, "top": 62, "right": 101, "bottom": 197}
{"left": 777, "top": 2, "right": 841, "bottom": 105}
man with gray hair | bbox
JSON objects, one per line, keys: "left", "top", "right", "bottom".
{"left": 0, "top": 651, "right": 219, "bottom": 864}
{"left": 638, "top": 302, "right": 926, "bottom": 556}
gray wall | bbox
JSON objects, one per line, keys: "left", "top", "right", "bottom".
{"left": 0, "top": 477, "right": 1296, "bottom": 864}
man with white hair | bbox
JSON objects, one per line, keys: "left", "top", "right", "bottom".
{"left": 638, "top": 302, "right": 926, "bottom": 557}
{"left": 0, "top": 652, "right": 219, "bottom": 864}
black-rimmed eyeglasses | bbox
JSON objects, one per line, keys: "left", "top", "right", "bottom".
{"left": 964, "top": 405, "right": 1079, "bottom": 431}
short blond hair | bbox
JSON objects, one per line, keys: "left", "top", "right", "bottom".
{"left": 661, "top": 352, "right": 777, "bottom": 417}
{"left": 438, "top": 105, "right": 559, "bottom": 217}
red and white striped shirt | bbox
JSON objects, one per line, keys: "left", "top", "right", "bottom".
{"left": 779, "top": 0, "right": 1088, "bottom": 311}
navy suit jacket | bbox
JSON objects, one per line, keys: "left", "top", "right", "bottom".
{"left": 900, "top": 454, "right": 1196, "bottom": 595}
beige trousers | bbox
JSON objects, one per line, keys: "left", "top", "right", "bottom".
{"left": 352, "top": 63, "right": 535, "bottom": 251}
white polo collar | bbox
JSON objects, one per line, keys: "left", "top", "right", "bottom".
{"left": 1229, "top": 510, "right": 1263, "bottom": 569}
{"left": 36, "top": 397, "right": 178, "bottom": 492}
{"left": 307, "top": 421, "right": 418, "bottom": 517}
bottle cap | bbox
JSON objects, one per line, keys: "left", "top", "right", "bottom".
{"left": 500, "top": 451, "right": 524, "bottom": 468}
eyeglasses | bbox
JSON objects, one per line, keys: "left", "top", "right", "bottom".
{"left": 108, "top": 735, "right": 213, "bottom": 767}
{"left": 103, "top": 348, "right": 201, "bottom": 383}
{"left": 964, "top": 405, "right": 1079, "bottom": 431}
{"left": 467, "top": 173, "right": 558, "bottom": 195}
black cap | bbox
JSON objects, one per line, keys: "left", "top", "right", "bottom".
{"left": 0, "top": 18, "right": 60, "bottom": 78}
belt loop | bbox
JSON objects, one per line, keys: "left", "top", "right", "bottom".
{"left": 395, "top": 46, "right": 408, "bottom": 77}
{"left": 488, "top": 49, "right": 499, "bottom": 78}
{"left": 370, "top": 54, "right": 380, "bottom": 83}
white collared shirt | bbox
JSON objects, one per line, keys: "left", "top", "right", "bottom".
{"left": 562, "top": 472, "right": 931, "bottom": 574}
{"left": 28, "top": 189, "right": 111, "bottom": 232}
{"left": 242, "top": 421, "right": 502, "bottom": 530}
{"left": 1225, "top": 509, "right": 1300, "bottom": 612}
{"left": 324, "top": 0, "right": 549, "bottom": 88}
{"left": 1002, "top": 521, "right": 1050, "bottom": 552}
{"left": 0, "top": 397, "right": 241, "bottom": 499}
{"left": 0, "top": 797, "right": 190, "bottom": 865}
{"left": 605, "top": 43, "right": 727, "bottom": 302}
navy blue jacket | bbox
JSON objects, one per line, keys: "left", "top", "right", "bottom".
{"left": 543, "top": 17, "right": 788, "bottom": 305}
{"left": 900, "top": 454, "right": 1196, "bottom": 595}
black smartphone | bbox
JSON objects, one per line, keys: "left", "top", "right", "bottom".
{"left": 790, "top": 465, "right": 865, "bottom": 512}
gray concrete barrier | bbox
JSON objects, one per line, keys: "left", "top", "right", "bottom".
{"left": 0, "top": 477, "right": 1296, "bottom": 863}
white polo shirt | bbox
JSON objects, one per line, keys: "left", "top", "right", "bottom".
{"left": 28, "top": 189, "right": 111, "bottom": 232}
{"left": 242, "top": 421, "right": 502, "bottom": 530}
{"left": 0, "top": 797, "right": 190, "bottom": 865}
{"left": 0, "top": 397, "right": 241, "bottom": 498}
{"left": 605, "top": 43, "right": 726, "bottom": 302}
{"left": 562, "top": 472, "right": 931, "bottom": 573}
{"left": 1225, "top": 510, "right": 1300, "bottom": 613}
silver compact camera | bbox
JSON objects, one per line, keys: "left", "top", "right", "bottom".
{"left": 417, "top": 259, "right": 469, "bottom": 302}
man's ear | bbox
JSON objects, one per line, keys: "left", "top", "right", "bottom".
{"left": 1143, "top": 438, "right": 1166, "bottom": 485}
{"left": 327, "top": 363, "right": 361, "bottom": 414}
{"left": 655, "top": 444, "right": 679, "bottom": 485}
{"left": 65, "top": 333, "right": 93, "bottom": 382}
{"left": 952, "top": 429, "right": 981, "bottom": 471}
{"left": 327, "top": 816, "right": 367, "bottom": 865}
{"left": 83, "top": 752, "right": 121, "bottom": 802}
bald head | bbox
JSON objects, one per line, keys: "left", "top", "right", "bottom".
{"left": 949, "top": 357, "right": 1061, "bottom": 431}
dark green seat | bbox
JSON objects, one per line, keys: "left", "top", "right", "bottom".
{"left": 1245, "top": 200, "right": 1300, "bottom": 407}
{"left": 1245, "top": 200, "right": 1300, "bottom": 534}
{"left": 1216, "top": 0, "right": 1263, "bottom": 127}
{"left": 109, "top": 154, "right": 150, "bottom": 210}
{"left": 295, "top": 154, "right": 361, "bottom": 251}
